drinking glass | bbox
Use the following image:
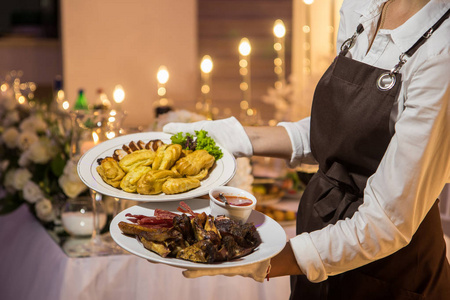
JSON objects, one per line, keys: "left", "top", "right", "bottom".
{"left": 69, "top": 109, "right": 125, "bottom": 256}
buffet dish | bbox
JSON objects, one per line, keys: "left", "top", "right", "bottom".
{"left": 77, "top": 132, "right": 236, "bottom": 202}
{"left": 110, "top": 199, "right": 286, "bottom": 269}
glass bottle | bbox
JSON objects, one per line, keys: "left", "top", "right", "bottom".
{"left": 74, "top": 89, "right": 89, "bottom": 111}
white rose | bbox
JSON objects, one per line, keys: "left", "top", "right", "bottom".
{"left": 12, "top": 168, "right": 32, "bottom": 190}
{"left": 18, "top": 151, "right": 31, "bottom": 167}
{"left": 20, "top": 115, "right": 47, "bottom": 133}
{"left": 62, "top": 158, "right": 81, "bottom": 182}
{"left": 3, "top": 110, "right": 20, "bottom": 127}
{"left": 58, "top": 174, "right": 88, "bottom": 198}
{"left": 1, "top": 94, "right": 17, "bottom": 111}
{"left": 23, "top": 180, "right": 44, "bottom": 203}
{"left": 0, "top": 160, "right": 9, "bottom": 172}
{"left": 4, "top": 169, "right": 16, "bottom": 191}
{"left": 35, "top": 198, "right": 55, "bottom": 222}
{"left": 28, "top": 138, "right": 54, "bottom": 164}
{"left": 1, "top": 127, "right": 19, "bottom": 148}
{"left": 17, "top": 130, "right": 39, "bottom": 151}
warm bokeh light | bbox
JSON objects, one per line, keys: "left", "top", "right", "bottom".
{"left": 62, "top": 101, "right": 70, "bottom": 110}
{"left": 106, "top": 131, "right": 116, "bottom": 139}
{"left": 113, "top": 85, "right": 125, "bottom": 104}
{"left": 1, "top": 83, "right": 8, "bottom": 92}
{"left": 274, "top": 42, "right": 282, "bottom": 51}
{"left": 92, "top": 131, "right": 99, "bottom": 144}
{"left": 303, "top": 0, "right": 314, "bottom": 4}
{"left": 200, "top": 55, "right": 213, "bottom": 74}
{"left": 157, "top": 87, "right": 167, "bottom": 96}
{"left": 239, "top": 38, "right": 251, "bottom": 56}
{"left": 201, "top": 85, "right": 210, "bottom": 94}
{"left": 157, "top": 66, "right": 169, "bottom": 84}
{"left": 273, "top": 19, "right": 286, "bottom": 38}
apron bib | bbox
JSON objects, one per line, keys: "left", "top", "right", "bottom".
{"left": 290, "top": 11, "right": 450, "bottom": 300}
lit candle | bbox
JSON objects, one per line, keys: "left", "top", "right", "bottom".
{"left": 273, "top": 19, "right": 286, "bottom": 90}
{"left": 200, "top": 55, "right": 213, "bottom": 119}
{"left": 154, "top": 65, "right": 172, "bottom": 117}
{"left": 157, "top": 65, "right": 169, "bottom": 99}
{"left": 303, "top": 0, "right": 313, "bottom": 76}
{"left": 238, "top": 37, "right": 253, "bottom": 121}
{"left": 80, "top": 131, "right": 100, "bottom": 154}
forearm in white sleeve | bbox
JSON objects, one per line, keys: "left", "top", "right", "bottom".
{"left": 289, "top": 47, "right": 450, "bottom": 283}
{"left": 277, "top": 117, "right": 317, "bottom": 167}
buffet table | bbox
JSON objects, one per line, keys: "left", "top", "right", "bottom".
{"left": 0, "top": 204, "right": 295, "bottom": 300}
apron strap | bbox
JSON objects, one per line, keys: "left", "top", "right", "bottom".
{"left": 391, "top": 8, "right": 450, "bottom": 74}
{"left": 405, "top": 8, "right": 450, "bottom": 57}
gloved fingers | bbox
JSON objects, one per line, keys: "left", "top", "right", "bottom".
{"left": 162, "top": 120, "right": 208, "bottom": 135}
{"left": 182, "top": 259, "right": 271, "bottom": 283}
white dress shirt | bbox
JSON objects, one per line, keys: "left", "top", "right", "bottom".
{"left": 278, "top": 0, "right": 450, "bottom": 282}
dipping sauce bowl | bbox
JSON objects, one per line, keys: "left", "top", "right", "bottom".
{"left": 209, "top": 186, "right": 257, "bottom": 223}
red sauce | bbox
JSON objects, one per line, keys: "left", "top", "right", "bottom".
{"left": 216, "top": 195, "right": 253, "bottom": 206}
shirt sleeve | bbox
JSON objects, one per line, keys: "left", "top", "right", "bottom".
{"left": 277, "top": 117, "right": 317, "bottom": 167}
{"left": 289, "top": 42, "right": 450, "bottom": 282}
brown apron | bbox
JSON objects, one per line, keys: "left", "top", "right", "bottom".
{"left": 290, "top": 10, "right": 450, "bottom": 300}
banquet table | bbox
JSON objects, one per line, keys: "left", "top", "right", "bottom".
{"left": 0, "top": 203, "right": 296, "bottom": 300}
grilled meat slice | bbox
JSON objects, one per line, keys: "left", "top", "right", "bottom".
{"left": 173, "top": 214, "right": 196, "bottom": 244}
{"left": 221, "top": 235, "right": 256, "bottom": 260}
{"left": 138, "top": 227, "right": 183, "bottom": 243}
{"left": 118, "top": 221, "right": 170, "bottom": 236}
{"left": 140, "top": 237, "right": 171, "bottom": 258}
{"left": 176, "top": 240, "right": 218, "bottom": 263}
{"left": 214, "top": 216, "right": 261, "bottom": 248}
{"left": 191, "top": 213, "right": 221, "bottom": 246}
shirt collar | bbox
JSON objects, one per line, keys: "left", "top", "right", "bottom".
{"left": 389, "top": 0, "right": 450, "bottom": 53}
{"left": 353, "top": 0, "right": 450, "bottom": 53}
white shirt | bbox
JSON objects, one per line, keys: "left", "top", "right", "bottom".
{"left": 279, "top": 0, "right": 450, "bottom": 282}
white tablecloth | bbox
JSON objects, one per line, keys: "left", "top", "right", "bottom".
{"left": 0, "top": 205, "right": 293, "bottom": 300}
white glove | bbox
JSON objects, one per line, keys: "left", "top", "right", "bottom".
{"left": 163, "top": 116, "right": 253, "bottom": 157}
{"left": 182, "top": 259, "right": 271, "bottom": 283}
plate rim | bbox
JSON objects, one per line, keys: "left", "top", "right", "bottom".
{"left": 77, "top": 132, "right": 237, "bottom": 202}
{"left": 109, "top": 199, "right": 287, "bottom": 270}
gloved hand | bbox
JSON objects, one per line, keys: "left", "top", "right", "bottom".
{"left": 163, "top": 116, "right": 253, "bottom": 157}
{"left": 182, "top": 259, "right": 271, "bottom": 283}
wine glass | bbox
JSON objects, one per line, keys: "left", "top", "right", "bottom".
{"left": 69, "top": 109, "right": 125, "bottom": 256}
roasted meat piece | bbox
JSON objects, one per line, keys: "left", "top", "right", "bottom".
{"left": 118, "top": 203, "right": 261, "bottom": 264}
{"left": 176, "top": 239, "right": 218, "bottom": 263}
{"left": 173, "top": 214, "right": 196, "bottom": 244}
{"left": 215, "top": 216, "right": 261, "bottom": 248}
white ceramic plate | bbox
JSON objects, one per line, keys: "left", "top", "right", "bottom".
{"left": 110, "top": 198, "right": 287, "bottom": 270}
{"left": 77, "top": 132, "right": 236, "bottom": 202}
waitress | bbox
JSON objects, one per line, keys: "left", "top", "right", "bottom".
{"left": 163, "top": 0, "right": 450, "bottom": 298}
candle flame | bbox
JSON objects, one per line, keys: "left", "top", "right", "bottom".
{"left": 200, "top": 55, "right": 213, "bottom": 74}
{"left": 239, "top": 38, "right": 251, "bottom": 56}
{"left": 92, "top": 131, "right": 99, "bottom": 144}
{"left": 273, "top": 20, "right": 286, "bottom": 38}
{"left": 113, "top": 85, "right": 125, "bottom": 104}
{"left": 157, "top": 66, "right": 169, "bottom": 84}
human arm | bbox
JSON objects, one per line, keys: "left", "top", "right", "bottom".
{"left": 163, "top": 116, "right": 314, "bottom": 164}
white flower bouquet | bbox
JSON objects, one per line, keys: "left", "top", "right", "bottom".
{"left": 0, "top": 73, "right": 88, "bottom": 227}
